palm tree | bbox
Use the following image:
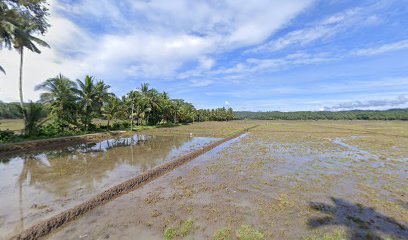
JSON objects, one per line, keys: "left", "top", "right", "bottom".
{"left": 36, "top": 74, "right": 78, "bottom": 133}
{"left": 159, "top": 91, "right": 172, "bottom": 123}
{"left": 14, "top": 30, "right": 49, "bottom": 128}
{"left": 1, "top": 1, "right": 50, "bottom": 131}
{"left": 75, "top": 75, "right": 98, "bottom": 132}
{"left": 94, "top": 80, "right": 112, "bottom": 114}
{"left": 102, "top": 95, "right": 122, "bottom": 129}
{"left": 139, "top": 83, "right": 160, "bottom": 125}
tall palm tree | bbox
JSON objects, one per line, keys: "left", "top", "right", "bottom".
{"left": 1, "top": 1, "right": 50, "bottom": 132}
{"left": 14, "top": 28, "right": 49, "bottom": 128}
{"left": 94, "top": 80, "right": 111, "bottom": 114}
{"left": 159, "top": 91, "right": 172, "bottom": 123}
{"left": 102, "top": 95, "right": 122, "bottom": 129}
{"left": 75, "top": 75, "right": 98, "bottom": 132}
{"left": 139, "top": 83, "right": 159, "bottom": 125}
{"left": 35, "top": 74, "right": 78, "bottom": 133}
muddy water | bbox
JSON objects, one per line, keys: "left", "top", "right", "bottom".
{"left": 48, "top": 122, "right": 408, "bottom": 240}
{"left": 0, "top": 134, "right": 219, "bottom": 239}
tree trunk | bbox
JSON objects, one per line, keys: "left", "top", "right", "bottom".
{"left": 18, "top": 47, "right": 27, "bottom": 133}
{"left": 130, "top": 103, "right": 134, "bottom": 131}
{"left": 107, "top": 119, "right": 110, "bottom": 130}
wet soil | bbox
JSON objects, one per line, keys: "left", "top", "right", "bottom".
{"left": 47, "top": 121, "right": 408, "bottom": 240}
{"left": 0, "top": 134, "right": 221, "bottom": 239}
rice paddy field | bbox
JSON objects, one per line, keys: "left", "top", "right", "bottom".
{"left": 41, "top": 120, "right": 408, "bottom": 240}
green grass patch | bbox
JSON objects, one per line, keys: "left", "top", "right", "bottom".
{"left": 214, "top": 227, "right": 232, "bottom": 240}
{"left": 305, "top": 230, "right": 347, "bottom": 240}
{"left": 236, "top": 225, "right": 264, "bottom": 240}
{"left": 163, "top": 219, "right": 194, "bottom": 240}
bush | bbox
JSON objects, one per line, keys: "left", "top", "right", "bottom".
{"left": 38, "top": 124, "right": 61, "bottom": 137}
{"left": 0, "top": 130, "right": 17, "bottom": 143}
{"left": 112, "top": 121, "right": 130, "bottom": 130}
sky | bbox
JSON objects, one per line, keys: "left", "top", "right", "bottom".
{"left": 1, "top": 0, "right": 408, "bottom": 111}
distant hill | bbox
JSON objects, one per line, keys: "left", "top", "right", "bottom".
{"left": 234, "top": 109, "right": 408, "bottom": 120}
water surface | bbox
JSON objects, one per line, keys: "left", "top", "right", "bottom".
{"left": 0, "top": 134, "right": 219, "bottom": 239}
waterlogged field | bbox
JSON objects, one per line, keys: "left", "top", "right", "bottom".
{"left": 0, "top": 134, "right": 221, "bottom": 239}
{"left": 47, "top": 121, "right": 408, "bottom": 240}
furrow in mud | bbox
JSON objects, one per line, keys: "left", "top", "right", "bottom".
{"left": 11, "top": 126, "right": 257, "bottom": 240}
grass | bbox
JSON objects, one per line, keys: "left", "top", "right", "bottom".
{"left": 305, "top": 230, "right": 347, "bottom": 240}
{"left": 0, "top": 119, "right": 24, "bottom": 132}
{"left": 214, "top": 227, "right": 232, "bottom": 240}
{"left": 163, "top": 219, "right": 194, "bottom": 240}
{"left": 236, "top": 225, "right": 264, "bottom": 240}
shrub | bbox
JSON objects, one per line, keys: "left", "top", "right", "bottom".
{"left": 0, "top": 129, "right": 16, "bottom": 143}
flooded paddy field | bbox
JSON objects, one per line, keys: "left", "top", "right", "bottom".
{"left": 0, "top": 133, "right": 221, "bottom": 239}
{"left": 47, "top": 121, "right": 408, "bottom": 240}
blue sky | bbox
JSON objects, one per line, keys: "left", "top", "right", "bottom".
{"left": 1, "top": 0, "right": 408, "bottom": 111}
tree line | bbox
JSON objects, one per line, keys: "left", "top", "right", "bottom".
{"left": 235, "top": 109, "right": 408, "bottom": 121}
{"left": 0, "top": 1, "right": 233, "bottom": 142}
{"left": 0, "top": 74, "right": 234, "bottom": 138}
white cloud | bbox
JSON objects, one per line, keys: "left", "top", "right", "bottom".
{"left": 214, "top": 52, "right": 334, "bottom": 76}
{"left": 353, "top": 40, "right": 408, "bottom": 56}
{"left": 225, "top": 101, "right": 230, "bottom": 105}
{"left": 1, "top": 0, "right": 315, "bottom": 101}
{"left": 189, "top": 79, "right": 214, "bottom": 87}
{"left": 248, "top": 8, "right": 361, "bottom": 53}
{"left": 324, "top": 95, "right": 408, "bottom": 111}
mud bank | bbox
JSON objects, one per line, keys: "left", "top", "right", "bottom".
{"left": 0, "top": 131, "right": 134, "bottom": 156}
{"left": 11, "top": 126, "right": 257, "bottom": 240}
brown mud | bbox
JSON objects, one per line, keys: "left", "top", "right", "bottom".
{"left": 46, "top": 121, "right": 408, "bottom": 240}
{"left": 10, "top": 126, "right": 257, "bottom": 240}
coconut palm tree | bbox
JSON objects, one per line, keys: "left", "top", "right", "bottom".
{"left": 14, "top": 29, "right": 49, "bottom": 128}
{"left": 36, "top": 74, "right": 78, "bottom": 133}
{"left": 1, "top": 0, "right": 50, "bottom": 131}
{"left": 75, "top": 75, "right": 98, "bottom": 132}
{"left": 102, "top": 95, "right": 122, "bottom": 129}
{"left": 94, "top": 80, "right": 112, "bottom": 114}
{"left": 139, "top": 83, "right": 160, "bottom": 125}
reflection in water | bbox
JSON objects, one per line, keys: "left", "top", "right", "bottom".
{"left": 0, "top": 134, "right": 218, "bottom": 239}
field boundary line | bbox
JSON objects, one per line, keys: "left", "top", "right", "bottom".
{"left": 11, "top": 125, "right": 257, "bottom": 240}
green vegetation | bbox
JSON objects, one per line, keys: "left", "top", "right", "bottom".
{"left": 0, "top": 102, "right": 24, "bottom": 119}
{"left": 0, "top": 0, "right": 50, "bottom": 133}
{"left": 236, "top": 225, "right": 264, "bottom": 240}
{"left": 163, "top": 219, "right": 194, "bottom": 240}
{"left": 305, "top": 230, "right": 347, "bottom": 240}
{"left": 0, "top": 75, "right": 234, "bottom": 143}
{"left": 214, "top": 227, "right": 232, "bottom": 240}
{"left": 235, "top": 109, "right": 408, "bottom": 121}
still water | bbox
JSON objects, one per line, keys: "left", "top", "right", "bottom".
{"left": 0, "top": 134, "right": 219, "bottom": 239}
